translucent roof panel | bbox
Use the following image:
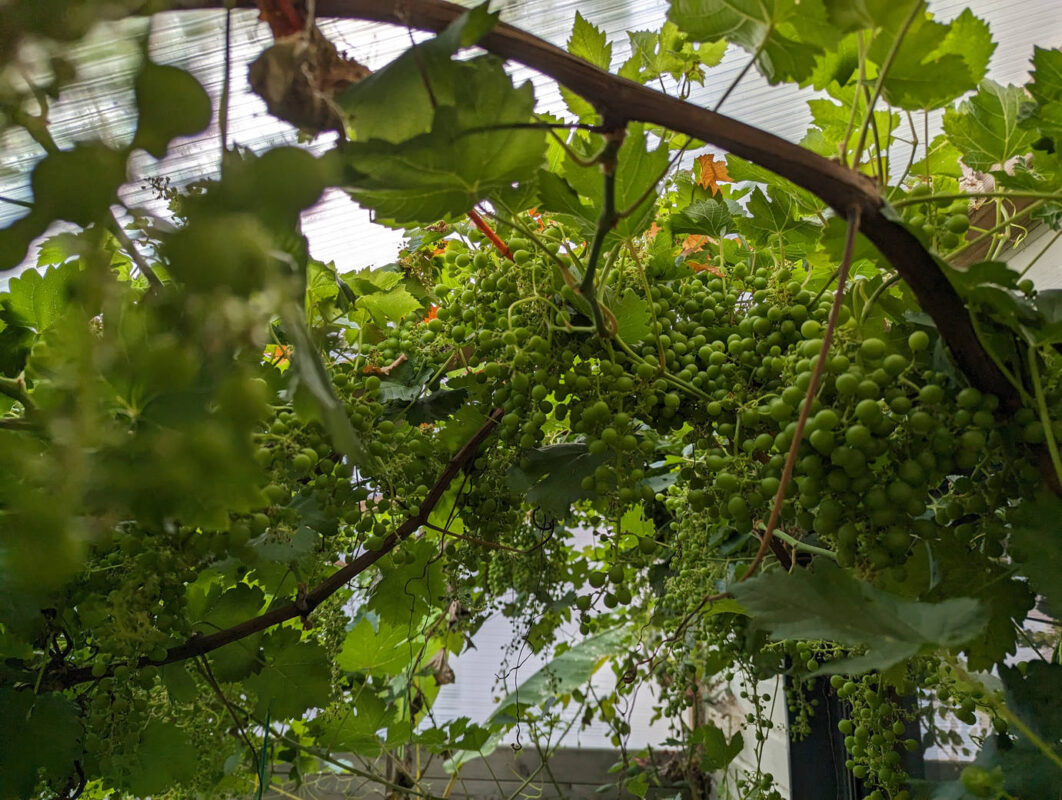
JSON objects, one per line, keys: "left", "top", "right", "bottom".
{"left": 1, "top": 0, "right": 1059, "bottom": 278}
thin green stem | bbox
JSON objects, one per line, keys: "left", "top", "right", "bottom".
{"left": 858, "top": 272, "right": 903, "bottom": 328}
{"left": 1019, "top": 228, "right": 1062, "bottom": 278}
{"left": 625, "top": 240, "right": 666, "bottom": 368}
{"left": 0, "top": 194, "right": 33, "bottom": 209}
{"left": 1028, "top": 344, "right": 1062, "bottom": 487}
{"left": 108, "top": 212, "right": 164, "bottom": 290}
{"left": 893, "top": 190, "right": 1062, "bottom": 209}
{"left": 839, "top": 32, "right": 868, "bottom": 167}
{"left": 713, "top": 26, "right": 771, "bottom": 113}
{"left": 219, "top": 3, "right": 234, "bottom": 160}
{"left": 852, "top": 0, "right": 924, "bottom": 167}
{"left": 969, "top": 314, "right": 1032, "bottom": 405}
{"left": 888, "top": 111, "right": 920, "bottom": 199}
{"left": 771, "top": 528, "right": 838, "bottom": 560}
{"left": 948, "top": 200, "right": 1043, "bottom": 261}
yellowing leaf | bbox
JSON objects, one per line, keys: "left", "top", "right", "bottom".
{"left": 695, "top": 153, "right": 731, "bottom": 194}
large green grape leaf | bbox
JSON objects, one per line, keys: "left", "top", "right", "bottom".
{"left": 309, "top": 691, "right": 396, "bottom": 756}
{"left": 1026, "top": 46, "right": 1062, "bottom": 143}
{"left": 1001, "top": 662, "right": 1062, "bottom": 742}
{"left": 730, "top": 560, "right": 987, "bottom": 674}
{"left": 822, "top": 0, "right": 894, "bottom": 32}
{"left": 366, "top": 539, "right": 447, "bottom": 626}
{"left": 669, "top": 198, "right": 732, "bottom": 237}
{"left": 943, "top": 81, "right": 1039, "bottom": 171}
{"left": 124, "top": 720, "right": 197, "bottom": 797}
{"left": 133, "top": 62, "right": 211, "bottom": 158}
{"left": 357, "top": 284, "right": 421, "bottom": 326}
{"left": 560, "top": 12, "right": 611, "bottom": 119}
{"left": 668, "top": 0, "right": 838, "bottom": 84}
{"left": 245, "top": 628, "right": 332, "bottom": 720}
{"left": 507, "top": 442, "right": 606, "bottom": 518}
{"left": 870, "top": 7, "right": 993, "bottom": 110}
{"left": 341, "top": 57, "right": 544, "bottom": 226}
{"left": 1008, "top": 493, "right": 1062, "bottom": 617}
{"left": 31, "top": 144, "right": 127, "bottom": 227}
{"left": 619, "top": 22, "right": 726, "bottom": 86}
{"left": 537, "top": 125, "right": 669, "bottom": 241}
{"left": 489, "top": 627, "right": 626, "bottom": 724}
{"left": 738, "top": 186, "right": 817, "bottom": 246}
{"left": 337, "top": 617, "right": 414, "bottom": 676}
{"left": 1, "top": 260, "right": 80, "bottom": 332}
{"left": 193, "top": 583, "right": 265, "bottom": 633}
{"left": 337, "top": 4, "right": 498, "bottom": 144}
{"left": 0, "top": 690, "right": 81, "bottom": 800}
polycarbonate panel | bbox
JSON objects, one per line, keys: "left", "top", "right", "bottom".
{"left": 1, "top": 0, "right": 1059, "bottom": 275}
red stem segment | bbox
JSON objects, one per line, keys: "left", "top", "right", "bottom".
{"left": 467, "top": 209, "right": 514, "bottom": 261}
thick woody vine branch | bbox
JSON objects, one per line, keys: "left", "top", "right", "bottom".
{"left": 172, "top": 0, "right": 1016, "bottom": 407}
{"left": 45, "top": 408, "right": 503, "bottom": 690}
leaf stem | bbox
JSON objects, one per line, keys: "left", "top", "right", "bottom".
{"left": 108, "top": 212, "right": 164, "bottom": 290}
{"left": 0, "top": 375, "right": 35, "bottom": 412}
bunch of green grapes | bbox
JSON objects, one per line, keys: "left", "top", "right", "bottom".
{"left": 832, "top": 673, "right": 920, "bottom": 800}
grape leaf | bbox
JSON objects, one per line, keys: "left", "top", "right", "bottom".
{"left": 943, "top": 81, "right": 1039, "bottom": 171}
{"left": 1008, "top": 493, "right": 1062, "bottom": 617}
{"left": 195, "top": 583, "right": 265, "bottom": 632}
{"left": 933, "top": 10, "right": 995, "bottom": 92}
{"left": 541, "top": 125, "right": 669, "bottom": 241}
{"left": 124, "top": 720, "right": 197, "bottom": 796}
{"left": 1026, "top": 46, "right": 1062, "bottom": 143}
{"left": 730, "top": 560, "right": 987, "bottom": 674}
{"left": 30, "top": 143, "right": 127, "bottom": 227}
{"left": 357, "top": 284, "right": 421, "bottom": 326}
{"left": 822, "top": 0, "right": 894, "bottom": 32}
{"left": 567, "top": 11, "right": 611, "bottom": 69}
{"left": 694, "top": 723, "right": 744, "bottom": 770}
{"left": 489, "top": 627, "right": 626, "bottom": 724}
{"left": 310, "top": 691, "right": 395, "bottom": 756}
{"left": 507, "top": 442, "right": 606, "bottom": 518}
{"left": 560, "top": 12, "right": 611, "bottom": 119}
{"left": 668, "top": 0, "right": 838, "bottom": 84}
{"left": 338, "top": 617, "right": 414, "bottom": 676}
{"left": 342, "top": 57, "right": 544, "bottom": 226}
{"left": 739, "top": 186, "right": 817, "bottom": 246}
{"left": 669, "top": 198, "right": 732, "bottom": 238}
{"left": 133, "top": 62, "right": 211, "bottom": 158}
{"left": 613, "top": 290, "right": 651, "bottom": 343}
{"left": 366, "top": 539, "right": 446, "bottom": 626}
{"left": 1, "top": 260, "right": 80, "bottom": 332}
{"left": 338, "top": 4, "right": 498, "bottom": 144}
{"left": 869, "top": 7, "right": 990, "bottom": 110}
{"left": 245, "top": 627, "right": 332, "bottom": 720}
{"left": 1001, "top": 662, "right": 1062, "bottom": 742}
{"left": 0, "top": 690, "right": 81, "bottom": 800}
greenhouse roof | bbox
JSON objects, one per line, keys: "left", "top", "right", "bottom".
{"left": 1, "top": 0, "right": 1059, "bottom": 276}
